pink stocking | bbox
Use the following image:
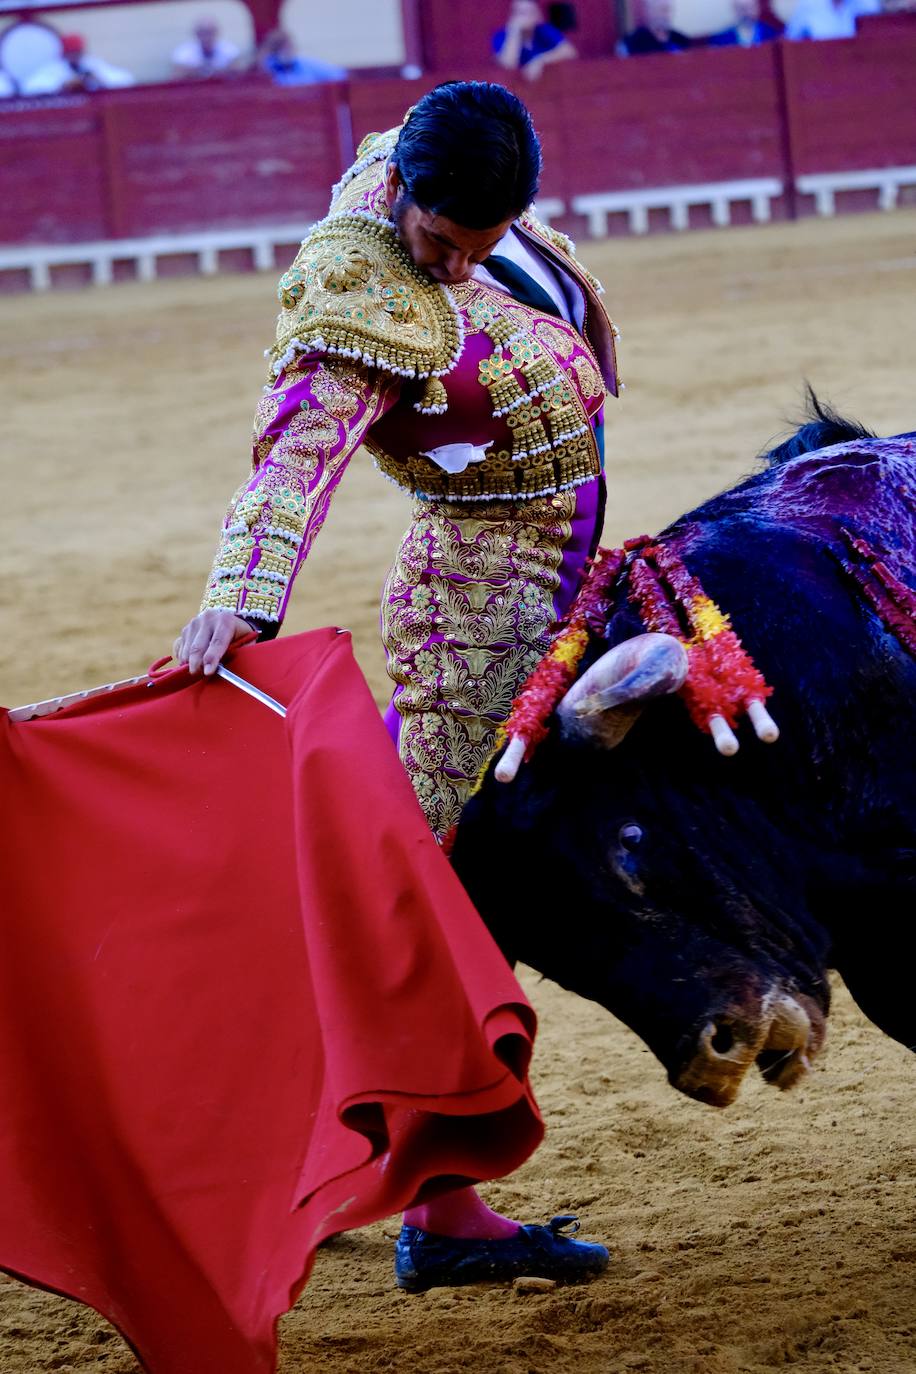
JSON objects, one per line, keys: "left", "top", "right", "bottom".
{"left": 403, "top": 1185, "right": 520, "bottom": 1240}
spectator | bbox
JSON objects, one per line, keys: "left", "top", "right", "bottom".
{"left": 547, "top": 3, "right": 578, "bottom": 32}
{"left": 620, "top": 0, "right": 691, "bottom": 53}
{"left": 172, "top": 20, "right": 240, "bottom": 79}
{"left": 256, "top": 29, "right": 345, "bottom": 85}
{"left": 22, "top": 33, "right": 134, "bottom": 93}
{"left": 784, "top": 0, "right": 880, "bottom": 37}
{"left": 707, "top": 0, "right": 781, "bottom": 44}
{"left": 492, "top": 0, "right": 577, "bottom": 79}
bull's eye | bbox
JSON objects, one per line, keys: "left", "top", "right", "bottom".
{"left": 618, "top": 823, "right": 643, "bottom": 852}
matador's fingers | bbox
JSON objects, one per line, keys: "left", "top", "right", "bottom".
{"left": 200, "top": 617, "right": 237, "bottom": 677}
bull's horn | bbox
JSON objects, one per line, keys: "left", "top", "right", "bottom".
{"left": 747, "top": 698, "right": 779, "bottom": 743}
{"left": 709, "top": 714, "right": 740, "bottom": 756}
{"left": 494, "top": 735, "right": 527, "bottom": 784}
{"left": 558, "top": 633, "right": 688, "bottom": 746}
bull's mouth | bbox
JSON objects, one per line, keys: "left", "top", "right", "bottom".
{"left": 674, "top": 989, "right": 827, "bottom": 1108}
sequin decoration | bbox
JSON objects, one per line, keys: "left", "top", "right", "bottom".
{"left": 570, "top": 353, "right": 604, "bottom": 399}
{"left": 382, "top": 491, "right": 577, "bottom": 837}
{"left": 252, "top": 391, "right": 283, "bottom": 439}
{"left": 271, "top": 409, "right": 342, "bottom": 475}
{"left": 202, "top": 361, "right": 396, "bottom": 623}
{"left": 272, "top": 214, "right": 462, "bottom": 384}
{"left": 534, "top": 320, "right": 576, "bottom": 359}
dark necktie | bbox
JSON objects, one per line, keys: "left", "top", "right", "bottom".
{"left": 483, "top": 254, "right": 563, "bottom": 320}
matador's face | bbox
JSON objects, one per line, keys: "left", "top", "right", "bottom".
{"left": 383, "top": 163, "right": 515, "bottom": 287}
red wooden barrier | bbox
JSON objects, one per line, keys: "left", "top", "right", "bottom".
{"left": 548, "top": 49, "right": 786, "bottom": 196}
{"left": 347, "top": 72, "right": 432, "bottom": 147}
{"left": 781, "top": 25, "right": 916, "bottom": 175}
{"left": 347, "top": 51, "right": 786, "bottom": 210}
{"left": 0, "top": 96, "right": 109, "bottom": 243}
{"left": 1, "top": 30, "right": 914, "bottom": 250}
{"left": 100, "top": 80, "right": 347, "bottom": 238}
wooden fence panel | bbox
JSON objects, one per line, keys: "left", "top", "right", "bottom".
{"left": 99, "top": 80, "right": 347, "bottom": 238}
{"left": 0, "top": 97, "right": 108, "bottom": 243}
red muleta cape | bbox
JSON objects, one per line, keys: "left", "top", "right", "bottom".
{"left": 0, "top": 629, "right": 542, "bottom": 1373}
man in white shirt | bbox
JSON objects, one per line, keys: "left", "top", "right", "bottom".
{"left": 171, "top": 20, "right": 240, "bottom": 79}
{"left": 23, "top": 33, "right": 134, "bottom": 94}
{"left": 785, "top": 0, "right": 881, "bottom": 39}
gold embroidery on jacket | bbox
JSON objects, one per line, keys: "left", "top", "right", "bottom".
{"left": 272, "top": 409, "right": 342, "bottom": 473}
{"left": 272, "top": 216, "right": 462, "bottom": 384}
{"left": 202, "top": 363, "right": 387, "bottom": 622}
{"left": 311, "top": 363, "right": 363, "bottom": 420}
{"left": 534, "top": 319, "right": 576, "bottom": 358}
{"left": 382, "top": 492, "right": 576, "bottom": 837}
{"left": 253, "top": 392, "right": 282, "bottom": 439}
{"left": 570, "top": 353, "right": 604, "bottom": 399}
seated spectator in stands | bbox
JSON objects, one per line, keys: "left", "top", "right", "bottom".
{"left": 620, "top": 0, "right": 691, "bottom": 53}
{"left": 707, "top": 0, "right": 781, "bottom": 43}
{"left": 172, "top": 20, "right": 240, "bottom": 79}
{"left": 547, "top": 3, "right": 579, "bottom": 33}
{"left": 256, "top": 29, "right": 345, "bottom": 85}
{"left": 785, "top": 0, "right": 880, "bottom": 36}
{"left": 492, "top": 0, "right": 577, "bottom": 79}
{"left": 22, "top": 33, "right": 134, "bottom": 93}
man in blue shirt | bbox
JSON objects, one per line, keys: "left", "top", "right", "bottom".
{"left": 492, "top": 0, "right": 577, "bottom": 78}
{"left": 620, "top": 0, "right": 692, "bottom": 53}
{"left": 708, "top": 0, "right": 781, "bottom": 44}
{"left": 258, "top": 29, "right": 345, "bottom": 85}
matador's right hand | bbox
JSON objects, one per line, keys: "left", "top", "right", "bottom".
{"left": 174, "top": 609, "right": 253, "bottom": 677}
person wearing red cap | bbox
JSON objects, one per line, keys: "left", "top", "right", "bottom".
{"left": 23, "top": 32, "right": 134, "bottom": 94}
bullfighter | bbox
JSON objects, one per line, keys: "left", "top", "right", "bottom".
{"left": 176, "top": 79, "right": 619, "bottom": 1291}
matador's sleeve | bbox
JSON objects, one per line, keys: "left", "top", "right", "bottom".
{"left": 200, "top": 357, "right": 400, "bottom": 634}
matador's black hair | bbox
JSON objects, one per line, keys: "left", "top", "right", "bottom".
{"left": 390, "top": 81, "right": 542, "bottom": 229}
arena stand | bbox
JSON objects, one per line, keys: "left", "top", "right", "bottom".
{"left": 0, "top": 13, "right": 914, "bottom": 291}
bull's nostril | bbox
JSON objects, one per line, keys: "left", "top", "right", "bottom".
{"left": 710, "top": 1023, "right": 735, "bottom": 1054}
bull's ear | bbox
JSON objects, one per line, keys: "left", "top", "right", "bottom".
{"left": 558, "top": 633, "right": 688, "bottom": 749}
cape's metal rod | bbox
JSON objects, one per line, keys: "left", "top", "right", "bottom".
{"left": 215, "top": 665, "right": 287, "bottom": 718}
{"left": 10, "top": 665, "right": 288, "bottom": 723}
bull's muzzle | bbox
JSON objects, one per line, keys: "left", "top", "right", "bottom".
{"left": 675, "top": 990, "right": 826, "bottom": 1107}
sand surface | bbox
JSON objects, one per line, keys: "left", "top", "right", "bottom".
{"left": 1, "top": 212, "right": 914, "bottom": 1373}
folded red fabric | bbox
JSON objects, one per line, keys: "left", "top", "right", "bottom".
{"left": 0, "top": 628, "right": 541, "bottom": 1373}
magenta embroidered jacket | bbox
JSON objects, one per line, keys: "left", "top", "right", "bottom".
{"left": 201, "top": 126, "right": 620, "bottom": 628}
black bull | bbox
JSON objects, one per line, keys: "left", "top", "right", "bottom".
{"left": 451, "top": 423, "right": 916, "bottom": 1107}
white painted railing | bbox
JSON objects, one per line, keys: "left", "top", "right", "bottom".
{"left": 795, "top": 165, "right": 916, "bottom": 216}
{"left": 571, "top": 178, "right": 785, "bottom": 237}
{"left": 2, "top": 169, "right": 913, "bottom": 292}
{"left": 0, "top": 224, "right": 309, "bottom": 292}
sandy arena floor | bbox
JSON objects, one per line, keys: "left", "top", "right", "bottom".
{"left": 1, "top": 212, "right": 914, "bottom": 1374}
